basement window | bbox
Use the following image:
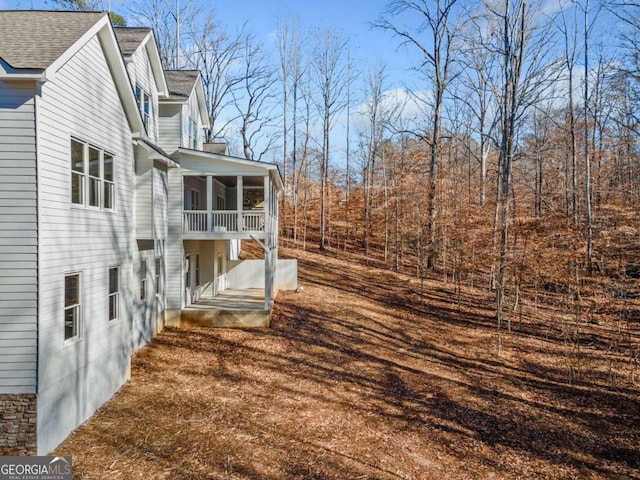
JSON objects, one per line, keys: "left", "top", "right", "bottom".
{"left": 64, "top": 273, "right": 81, "bottom": 341}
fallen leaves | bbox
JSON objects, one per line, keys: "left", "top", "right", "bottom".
{"left": 54, "top": 247, "right": 640, "bottom": 480}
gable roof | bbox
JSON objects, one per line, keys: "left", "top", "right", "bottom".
{"left": 164, "top": 70, "right": 199, "bottom": 100}
{"left": 113, "top": 27, "right": 152, "bottom": 56}
{"left": 163, "top": 69, "right": 210, "bottom": 128}
{"left": 113, "top": 26, "right": 168, "bottom": 97}
{"left": 0, "top": 10, "right": 106, "bottom": 70}
{"left": 0, "top": 10, "right": 145, "bottom": 137}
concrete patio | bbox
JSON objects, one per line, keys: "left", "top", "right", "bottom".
{"left": 178, "top": 288, "right": 271, "bottom": 328}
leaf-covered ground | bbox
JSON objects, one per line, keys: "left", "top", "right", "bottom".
{"left": 55, "top": 247, "right": 640, "bottom": 479}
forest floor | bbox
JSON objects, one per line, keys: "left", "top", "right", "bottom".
{"left": 55, "top": 247, "right": 640, "bottom": 479}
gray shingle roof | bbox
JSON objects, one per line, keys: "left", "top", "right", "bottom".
{"left": 114, "top": 27, "right": 151, "bottom": 56}
{"left": 163, "top": 70, "right": 199, "bottom": 100}
{"left": 0, "top": 10, "right": 106, "bottom": 70}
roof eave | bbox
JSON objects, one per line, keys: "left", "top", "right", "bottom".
{"left": 96, "top": 19, "right": 146, "bottom": 138}
{"left": 145, "top": 35, "right": 168, "bottom": 97}
{"left": 194, "top": 73, "right": 210, "bottom": 129}
{"left": 176, "top": 148, "right": 283, "bottom": 192}
{"left": 134, "top": 139, "right": 180, "bottom": 168}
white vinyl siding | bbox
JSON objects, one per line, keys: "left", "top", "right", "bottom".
{"left": 126, "top": 46, "right": 159, "bottom": 143}
{"left": 134, "top": 150, "right": 153, "bottom": 239}
{"left": 132, "top": 246, "right": 158, "bottom": 353}
{"left": 166, "top": 167, "right": 184, "bottom": 310}
{"left": 157, "top": 103, "right": 181, "bottom": 154}
{"left": 134, "top": 156, "right": 168, "bottom": 241}
{"left": 153, "top": 163, "right": 168, "bottom": 240}
{"left": 182, "top": 92, "right": 202, "bottom": 150}
{"left": 0, "top": 79, "right": 37, "bottom": 394}
{"left": 35, "top": 35, "right": 136, "bottom": 454}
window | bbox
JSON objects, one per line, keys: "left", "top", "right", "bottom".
{"left": 191, "top": 189, "right": 200, "bottom": 210}
{"left": 194, "top": 254, "right": 200, "bottom": 286}
{"left": 135, "top": 84, "right": 142, "bottom": 111}
{"left": 104, "top": 153, "right": 114, "bottom": 209}
{"left": 88, "top": 146, "right": 100, "bottom": 207}
{"left": 64, "top": 273, "right": 81, "bottom": 340}
{"left": 188, "top": 117, "right": 197, "bottom": 149}
{"left": 155, "top": 257, "right": 162, "bottom": 296}
{"left": 71, "top": 139, "right": 85, "bottom": 204}
{"left": 216, "top": 195, "right": 226, "bottom": 210}
{"left": 140, "top": 260, "right": 147, "bottom": 300}
{"left": 135, "top": 84, "right": 151, "bottom": 130}
{"left": 70, "top": 138, "right": 115, "bottom": 210}
{"left": 143, "top": 91, "right": 151, "bottom": 128}
{"left": 185, "top": 255, "right": 191, "bottom": 288}
{"left": 108, "top": 267, "right": 119, "bottom": 321}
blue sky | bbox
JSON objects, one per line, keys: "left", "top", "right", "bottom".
{"left": 0, "top": 0, "right": 624, "bottom": 164}
{"left": 1, "top": 0, "right": 418, "bottom": 91}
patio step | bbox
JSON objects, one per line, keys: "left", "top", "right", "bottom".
{"left": 179, "top": 309, "right": 270, "bottom": 328}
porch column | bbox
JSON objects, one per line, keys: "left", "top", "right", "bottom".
{"left": 264, "top": 175, "right": 270, "bottom": 233}
{"left": 206, "top": 175, "right": 213, "bottom": 232}
{"left": 264, "top": 242, "right": 272, "bottom": 311}
{"left": 236, "top": 176, "right": 243, "bottom": 232}
{"left": 264, "top": 174, "right": 272, "bottom": 311}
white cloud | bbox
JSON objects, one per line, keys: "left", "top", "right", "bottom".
{"left": 347, "top": 87, "right": 432, "bottom": 134}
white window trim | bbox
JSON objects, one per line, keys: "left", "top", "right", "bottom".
{"left": 70, "top": 137, "right": 116, "bottom": 212}
{"left": 135, "top": 84, "right": 152, "bottom": 133}
{"left": 63, "top": 271, "right": 82, "bottom": 346}
{"left": 108, "top": 266, "right": 120, "bottom": 324}
{"left": 140, "top": 260, "right": 147, "bottom": 301}
{"left": 155, "top": 256, "right": 162, "bottom": 298}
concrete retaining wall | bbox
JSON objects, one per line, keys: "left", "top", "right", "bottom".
{"left": 226, "top": 259, "right": 298, "bottom": 291}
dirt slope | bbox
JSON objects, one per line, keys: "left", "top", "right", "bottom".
{"left": 55, "top": 247, "right": 640, "bottom": 479}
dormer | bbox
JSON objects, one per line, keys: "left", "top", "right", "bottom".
{"left": 158, "top": 70, "right": 209, "bottom": 155}
{"left": 114, "top": 27, "right": 168, "bottom": 144}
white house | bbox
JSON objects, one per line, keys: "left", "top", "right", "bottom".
{"left": 0, "top": 10, "right": 295, "bottom": 456}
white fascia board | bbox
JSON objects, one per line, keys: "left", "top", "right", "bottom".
{"left": 99, "top": 23, "right": 146, "bottom": 138}
{"left": 158, "top": 98, "right": 186, "bottom": 105}
{"left": 194, "top": 74, "right": 210, "bottom": 129}
{"left": 145, "top": 35, "right": 169, "bottom": 97}
{"left": 127, "top": 30, "right": 168, "bottom": 97}
{"left": 0, "top": 54, "right": 44, "bottom": 81}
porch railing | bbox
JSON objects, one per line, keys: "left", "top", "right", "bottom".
{"left": 183, "top": 210, "right": 267, "bottom": 233}
{"left": 184, "top": 210, "right": 207, "bottom": 232}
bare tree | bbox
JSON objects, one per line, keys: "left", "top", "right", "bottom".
{"left": 556, "top": 2, "right": 580, "bottom": 223}
{"left": 311, "top": 27, "right": 349, "bottom": 251}
{"left": 482, "top": 0, "right": 559, "bottom": 353}
{"left": 232, "top": 36, "right": 279, "bottom": 160}
{"left": 128, "top": 0, "right": 200, "bottom": 68}
{"left": 458, "top": 13, "right": 499, "bottom": 206}
{"left": 52, "top": 0, "right": 126, "bottom": 25}
{"left": 376, "top": 0, "right": 464, "bottom": 269}
{"left": 362, "top": 64, "right": 387, "bottom": 262}
{"left": 184, "top": 15, "right": 246, "bottom": 143}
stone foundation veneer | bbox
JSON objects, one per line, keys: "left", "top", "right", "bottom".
{"left": 0, "top": 394, "right": 37, "bottom": 455}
